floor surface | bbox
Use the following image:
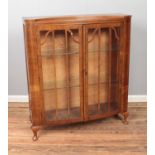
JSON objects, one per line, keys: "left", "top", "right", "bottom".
{"left": 8, "top": 102, "right": 147, "bottom": 155}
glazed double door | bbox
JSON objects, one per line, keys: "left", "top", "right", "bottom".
{"left": 38, "top": 23, "right": 122, "bottom": 124}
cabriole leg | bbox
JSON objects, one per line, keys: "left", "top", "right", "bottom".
{"left": 122, "top": 112, "right": 129, "bottom": 125}
{"left": 117, "top": 112, "right": 129, "bottom": 125}
{"left": 31, "top": 126, "right": 40, "bottom": 141}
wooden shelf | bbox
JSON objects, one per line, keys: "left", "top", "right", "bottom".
{"left": 45, "top": 107, "right": 81, "bottom": 120}
{"left": 45, "top": 102, "right": 119, "bottom": 121}
{"left": 88, "top": 102, "right": 118, "bottom": 116}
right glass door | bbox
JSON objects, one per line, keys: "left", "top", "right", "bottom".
{"left": 85, "top": 24, "right": 122, "bottom": 119}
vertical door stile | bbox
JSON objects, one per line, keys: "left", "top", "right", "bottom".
{"left": 108, "top": 28, "right": 112, "bottom": 112}
{"left": 116, "top": 28, "right": 120, "bottom": 108}
{"left": 52, "top": 31, "right": 58, "bottom": 118}
{"left": 98, "top": 27, "right": 101, "bottom": 111}
{"left": 84, "top": 27, "right": 88, "bottom": 120}
{"left": 65, "top": 30, "right": 70, "bottom": 116}
{"left": 79, "top": 26, "right": 84, "bottom": 119}
{"left": 118, "top": 24, "right": 123, "bottom": 111}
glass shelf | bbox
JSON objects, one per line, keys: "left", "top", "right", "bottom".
{"left": 41, "top": 51, "right": 79, "bottom": 57}
{"left": 88, "top": 48, "right": 120, "bottom": 53}
{"left": 40, "top": 48, "right": 78, "bottom": 56}
{"left": 40, "top": 47, "right": 120, "bottom": 57}
{"left": 43, "top": 82, "right": 80, "bottom": 90}
{"left": 43, "top": 80, "right": 118, "bottom": 91}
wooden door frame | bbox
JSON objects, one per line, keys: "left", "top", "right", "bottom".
{"left": 24, "top": 22, "right": 45, "bottom": 126}
{"left": 83, "top": 22, "right": 124, "bottom": 121}
{"left": 35, "top": 24, "right": 84, "bottom": 125}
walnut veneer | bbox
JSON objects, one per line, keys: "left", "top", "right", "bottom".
{"left": 23, "top": 14, "right": 131, "bottom": 141}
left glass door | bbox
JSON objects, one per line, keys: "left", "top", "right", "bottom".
{"left": 37, "top": 25, "right": 83, "bottom": 123}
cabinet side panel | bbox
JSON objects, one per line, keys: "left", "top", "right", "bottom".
{"left": 121, "top": 16, "right": 131, "bottom": 112}
{"left": 23, "top": 22, "right": 43, "bottom": 125}
{"left": 23, "top": 24, "right": 32, "bottom": 123}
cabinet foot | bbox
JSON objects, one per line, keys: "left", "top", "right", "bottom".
{"left": 117, "top": 112, "right": 129, "bottom": 124}
{"left": 31, "top": 126, "right": 41, "bottom": 141}
{"left": 121, "top": 112, "right": 129, "bottom": 125}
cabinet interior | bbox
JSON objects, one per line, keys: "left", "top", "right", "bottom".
{"left": 40, "top": 29, "right": 81, "bottom": 120}
{"left": 39, "top": 26, "right": 120, "bottom": 121}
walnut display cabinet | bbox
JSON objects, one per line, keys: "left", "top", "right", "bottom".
{"left": 23, "top": 14, "right": 131, "bottom": 141}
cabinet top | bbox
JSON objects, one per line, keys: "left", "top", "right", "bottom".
{"left": 23, "top": 14, "right": 131, "bottom": 24}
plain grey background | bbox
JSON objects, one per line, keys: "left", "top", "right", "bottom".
{"left": 8, "top": 0, "right": 147, "bottom": 95}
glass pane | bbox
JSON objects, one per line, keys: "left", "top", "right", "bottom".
{"left": 87, "top": 26, "right": 120, "bottom": 116}
{"left": 39, "top": 29, "right": 81, "bottom": 121}
{"left": 87, "top": 28, "right": 109, "bottom": 116}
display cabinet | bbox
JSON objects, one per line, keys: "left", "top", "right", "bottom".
{"left": 23, "top": 14, "right": 131, "bottom": 141}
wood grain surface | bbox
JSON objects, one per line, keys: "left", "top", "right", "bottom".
{"left": 23, "top": 15, "right": 131, "bottom": 138}
{"left": 8, "top": 102, "right": 146, "bottom": 155}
